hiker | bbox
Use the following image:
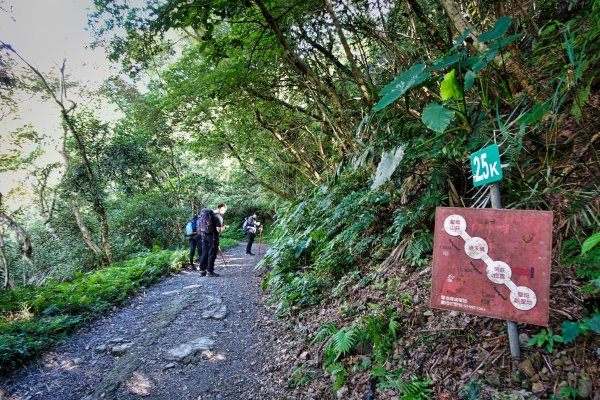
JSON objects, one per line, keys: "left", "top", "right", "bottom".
{"left": 243, "top": 212, "right": 260, "bottom": 255}
{"left": 198, "top": 203, "right": 229, "bottom": 276}
{"left": 186, "top": 212, "right": 201, "bottom": 270}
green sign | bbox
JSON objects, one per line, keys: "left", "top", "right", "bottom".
{"left": 470, "top": 144, "right": 502, "bottom": 186}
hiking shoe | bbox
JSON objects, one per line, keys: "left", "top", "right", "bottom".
{"left": 207, "top": 272, "right": 220, "bottom": 277}
{"left": 200, "top": 271, "right": 207, "bottom": 276}
{"left": 246, "top": 252, "right": 255, "bottom": 256}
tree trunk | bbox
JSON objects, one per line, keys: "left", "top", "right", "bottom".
{"left": 0, "top": 228, "right": 12, "bottom": 289}
{"left": 0, "top": 210, "right": 35, "bottom": 275}
{"left": 324, "top": 0, "right": 372, "bottom": 106}
{"left": 70, "top": 197, "right": 105, "bottom": 260}
{"left": 438, "top": 0, "right": 537, "bottom": 98}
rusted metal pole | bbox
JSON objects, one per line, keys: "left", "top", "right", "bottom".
{"left": 489, "top": 182, "right": 521, "bottom": 369}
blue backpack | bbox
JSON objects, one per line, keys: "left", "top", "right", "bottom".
{"left": 185, "top": 217, "right": 197, "bottom": 236}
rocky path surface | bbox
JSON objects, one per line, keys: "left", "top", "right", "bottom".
{"left": 3, "top": 243, "right": 291, "bottom": 400}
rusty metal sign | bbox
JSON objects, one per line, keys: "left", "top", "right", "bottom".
{"left": 430, "top": 207, "right": 553, "bottom": 326}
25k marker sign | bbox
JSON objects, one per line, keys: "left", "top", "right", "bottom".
{"left": 470, "top": 144, "right": 502, "bottom": 186}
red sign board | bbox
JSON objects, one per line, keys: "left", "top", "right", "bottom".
{"left": 430, "top": 207, "right": 553, "bottom": 326}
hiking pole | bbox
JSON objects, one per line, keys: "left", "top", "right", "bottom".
{"left": 258, "top": 228, "right": 263, "bottom": 256}
{"left": 218, "top": 246, "right": 228, "bottom": 267}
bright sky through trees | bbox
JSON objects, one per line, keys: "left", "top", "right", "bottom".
{"left": 0, "top": 0, "right": 116, "bottom": 198}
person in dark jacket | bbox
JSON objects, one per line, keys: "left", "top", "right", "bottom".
{"left": 188, "top": 212, "right": 201, "bottom": 270}
{"left": 244, "top": 212, "right": 260, "bottom": 255}
{"left": 199, "top": 203, "right": 229, "bottom": 276}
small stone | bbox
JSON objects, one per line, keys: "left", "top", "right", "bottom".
{"left": 95, "top": 345, "right": 108, "bottom": 352}
{"left": 532, "top": 382, "right": 545, "bottom": 394}
{"left": 576, "top": 372, "right": 592, "bottom": 398}
{"left": 519, "top": 333, "right": 530, "bottom": 347}
{"left": 412, "top": 294, "right": 420, "bottom": 304}
{"left": 111, "top": 343, "right": 133, "bottom": 355}
{"left": 164, "top": 363, "right": 175, "bottom": 370}
{"left": 72, "top": 357, "right": 83, "bottom": 365}
{"left": 519, "top": 359, "right": 536, "bottom": 378}
{"left": 485, "top": 373, "right": 502, "bottom": 387}
{"left": 336, "top": 386, "right": 348, "bottom": 399}
{"left": 552, "top": 358, "right": 563, "bottom": 367}
{"left": 108, "top": 337, "right": 125, "bottom": 344}
{"left": 531, "top": 353, "right": 543, "bottom": 370}
{"left": 299, "top": 351, "right": 310, "bottom": 361}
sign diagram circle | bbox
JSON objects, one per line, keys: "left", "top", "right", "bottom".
{"left": 443, "top": 215, "right": 467, "bottom": 236}
{"left": 510, "top": 286, "right": 537, "bottom": 311}
{"left": 487, "top": 261, "right": 512, "bottom": 284}
{"left": 464, "top": 237, "right": 488, "bottom": 259}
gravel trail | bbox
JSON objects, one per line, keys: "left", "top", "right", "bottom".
{"left": 2, "top": 243, "right": 290, "bottom": 400}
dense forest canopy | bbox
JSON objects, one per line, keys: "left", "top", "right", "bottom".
{"left": 1, "top": 0, "right": 599, "bottom": 397}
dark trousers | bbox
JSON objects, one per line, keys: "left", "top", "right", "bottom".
{"left": 246, "top": 231, "right": 256, "bottom": 254}
{"left": 199, "top": 234, "right": 219, "bottom": 273}
{"left": 189, "top": 235, "right": 201, "bottom": 265}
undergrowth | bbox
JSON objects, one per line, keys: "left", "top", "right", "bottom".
{"left": 0, "top": 248, "right": 187, "bottom": 370}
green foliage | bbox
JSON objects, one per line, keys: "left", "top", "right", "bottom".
{"left": 378, "top": 373, "right": 432, "bottom": 400}
{"left": 528, "top": 328, "right": 563, "bottom": 352}
{"left": 0, "top": 248, "right": 185, "bottom": 368}
{"left": 561, "top": 314, "right": 600, "bottom": 343}
{"left": 581, "top": 232, "right": 600, "bottom": 254}
{"left": 459, "top": 380, "right": 481, "bottom": 399}
{"left": 290, "top": 364, "right": 316, "bottom": 388}
{"left": 560, "top": 387, "right": 579, "bottom": 399}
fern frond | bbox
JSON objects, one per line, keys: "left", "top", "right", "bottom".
{"left": 332, "top": 327, "right": 357, "bottom": 359}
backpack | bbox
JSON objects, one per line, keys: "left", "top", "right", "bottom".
{"left": 242, "top": 217, "right": 248, "bottom": 233}
{"left": 198, "top": 208, "right": 215, "bottom": 235}
{"left": 185, "top": 217, "right": 197, "bottom": 236}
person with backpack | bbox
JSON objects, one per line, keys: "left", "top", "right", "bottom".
{"left": 186, "top": 211, "right": 201, "bottom": 270}
{"left": 243, "top": 212, "right": 260, "bottom": 255}
{"left": 198, "top": 203, "right": 229, "bottom": 276}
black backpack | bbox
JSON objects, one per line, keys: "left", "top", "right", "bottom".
{"left": 198, "top": 208, "right": 215, "bottom": 235}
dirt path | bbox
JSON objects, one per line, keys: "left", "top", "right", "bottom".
{"left": 2, "top": 243, "right": 292, "bottom": 400}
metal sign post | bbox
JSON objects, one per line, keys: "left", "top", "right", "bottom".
{"left": 489, "top": 182, "right": 521, "bottom": 368}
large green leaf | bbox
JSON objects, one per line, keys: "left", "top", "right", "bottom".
{"left": 488, "top": 33, "right": 524, "bottom": 50}
{"left": 422, "top": 103, "right": 454, "bottom": 133}
{"left": 581, "top": 231, "right": 600, "bottom": 254}
{"left": 561, "top": 321, "right": 580, "bottom": 344}
{"left": 478, "top": 16, "right": 512, "bottom": 42}
{"left": 371, "top": 146, "right": 405, "bottom": 191}
{"left": 450, "top": 28, "right": 473, "bottom": 52}
{"left": 583, "top": 314, "right": 600, "bottom": 333}
{"left": 374, "top": 64, "right": 430, "bottom": 112}
{"left": 429, "top": 53, "right": 460, "bottom": 72}
{"left": 440, "top": 69, "right": 463, "bottom": 100}
{"left": 464, "top": 70, "right": 475, "bottom": 91}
